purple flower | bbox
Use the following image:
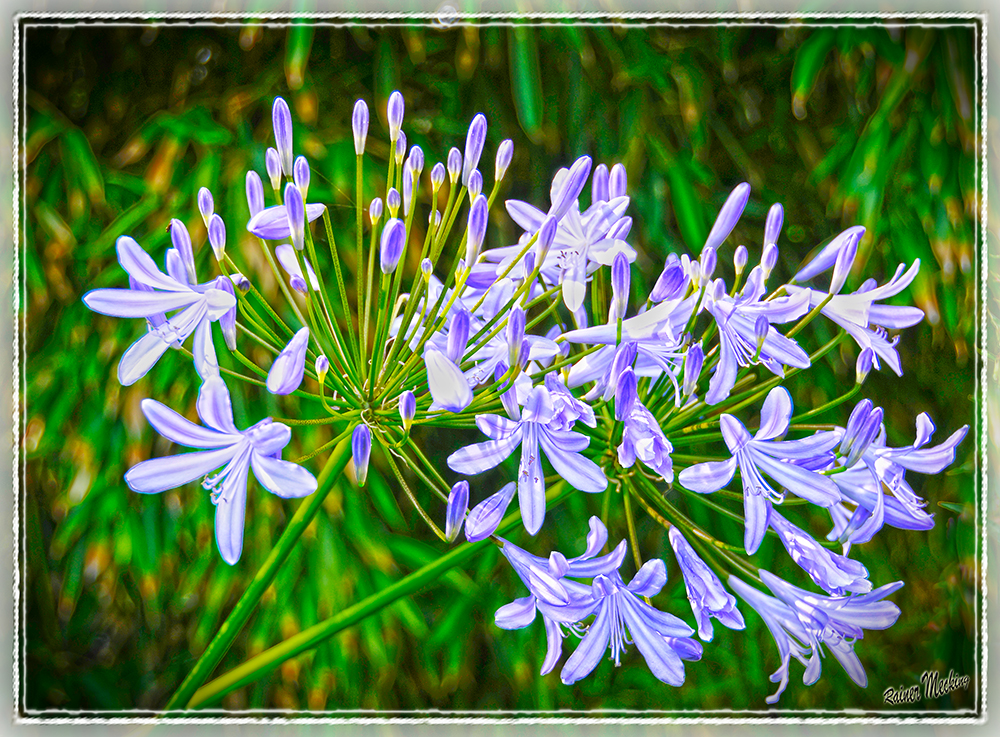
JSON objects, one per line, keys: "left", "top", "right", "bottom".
{"left": 465, "top": 194, "right": 488, "bottom": 266}
{"left": 792, "top": 225, "right": 866, "bottom": 284}
{"left": 764, "top": 203, "right": 783, "bottom": 246}
{"left": 352, "top": 424, "right": 372, "bottom": 487}
{"left": 272, "top": 96, "right": 294, "bottom": 176}
{"left": 668, "top": 527, "right": 745, "bottom": 641}
{"left": 387, "top": 90, "right": 404, "bottom": 140}
{"left": 352, "top": 99, "right": 369, "bottom": 155}
{"left": 467, "top": 169, "right": 483, "bottom": 200}
{"left": 266, "top": 327, "right": 310, "bottom": 395}
{"left": 82, "top": 236, "right": 236, "bottom": 385}
{"left": 591, "top": 164, "right": 609, "bottom": 204}
{"left": 610, "top": 251, "right": 630, "bottom": 319}
{"left": 293, "top": 156, "right": 310, "bottom": 200}
{"left": 786, "top": 261, "right": 924, "bottom": 376}
{"left": 730, "top": 571, "right": 904, "bottom": 703}
{"left": 431, "top": 162, "right": 446, "bottom": 191}
{"left": 445, "top": 481, "right": 470, "bottom": 542}
{"left": 380, "top": 218, "right": 407, "bottom": 274}
{"left": 125, "top": 375, "right": 317, "bottom": 564}
{"left": 495, "top": 139, "right": 514, "bottom": 182}
{"left": 609, "top": 163, "right": 627, "bottom": 199}
{"left": 447, "top": 147, "right": 462, "bottom": 183}
{"left": 197, "top": 187, "right": 214, "bottom": 226}
{"left": 678, "top": 387, "right": 841, "bottom": 554}
{"left": 398, "top": 390, "right": 416, "bottom": 431}
{"left": 265, "top": 147, "right": 282, "bottom": 191}
{"left": 617, "top": 396, "right": 675, "bottom": 483}
{"left": 246, "top": 200, "right": 326, "bottom": 242}
{"left": 768, "top": 507, "right": 871, "bottom": 595}
{"left": 208, "top": 213, "right": 226, "bottom": 261}
{"left": 169, "top": 218, "right": 196, "bottom": 283}
{"left": 465, "top": 481, "right": 517, "bottom": 542}
{"left": 447, "top": 385, "right": 607, "bottom": 535}
{"left": 704, "top": 182, "right": 750, "bottom": 251}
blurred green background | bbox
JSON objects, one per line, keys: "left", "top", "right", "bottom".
{"left": 20, "top": 20, "right": 979, "bottom": 715}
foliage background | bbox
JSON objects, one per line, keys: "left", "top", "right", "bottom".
{"left": 19, "top": 19, "right": 981, "bottom": 715}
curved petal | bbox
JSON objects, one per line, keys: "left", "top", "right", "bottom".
{"left": 118, "top": 330, "right": 172, "bottom": 386}
{"left": 116, "top": 235, "right": 186, "bottom": 292}
{"left": 495, "top": 595, "right": 537, "bottom": 630}
{"left": 753, "top": 452, "right": 840, "bottom": 507}
{"left": 426, "top": 349, "right": 474, "bottom": 412}
{"left": 125, "top": 445, "right": 239, "bottom": 493}
{"left": 619, "top": 593, "right": 686, "bottom": 686}
{"left": 197, "top": 375, "right": 240, "bottom": 434}
{"left": 465, "top": 482, "right": 517, "bottom": 542}
{"left": 83, "top": 288, "right": 199, "bottom": 318}
{"left": 757, "top": 387, "right": 792, "bottom": 441}
{"left": 678, "top": 457, "right": 737, "bottom": 493}
{"left": 504, "top": 199, "right": 546, "bottom": 232}
{"left": 518, "top": 427, "right": 547, "bottom": 535}
{"left": 215, "top": 461, "right": 251, "bottom": 565}
{"left": 627, "top": 558, "right": 667, "bottom": 597}
{"left": 539, "top": 434, "right": 608, "bottom": 493}
{"left": 250, "top": 452, "right": 318, "bottom": 498}
{"left": 192, "top": 316, "right": 220, "bottom": 381}
{"left": 560, "top": 600, "right": 611, "bottom": 685}
{"left": 140, "top": 398, "right": 237, "bottom": 449}
{"left": 447, "top": 429, "right": 523, "bottom": 475}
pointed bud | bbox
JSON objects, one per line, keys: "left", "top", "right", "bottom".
{"left": 829, "top": 233, "right": 859, "bottom": 295}
{"left": 408, "top": 145, "right": 424, "bottom": 177}
{"left": 700, "top": 245, "right": 717, "bottom": 280}
{"left": 650, "top": 260, "right": 685, "bottom": 302}
{"left": 611, "top": 251, "right": 630, "bottom": 319}
{"left": 265, "top": 147, "right": 282, "bottom": 191}
{"left": 198, "top": 187, "right": 214, "bottom": 227}
{"left": 794, "top": 225, "right": 866, "bottom": 284}
{"left": 447, "top": 310, "right": 470, "bottom": 364}
{"left": 246, "top": 171, "right": 265, "bottom": 218}
{"left": 315, "top": 354, "right": 330, "bottom": 384}
{"left": 536, "top": 214, "right": 558, "bottom": 264}
{"left": 431, "top": 162, "right": 446, "bottom": 192}
{"left": 495, "top": 362, "right": 520, "bottom": 419}
{"left": 208, "top": 213, "right": 226, "bottom": 261}
{"left": 284, "top": 182, "right": 306, "bottom": 250}
{"left": 267, "top": 327, "right": 310, "bottom": 395}
{"left": 465, "top": 194, "right": 489, "bottom": 266}
{"left": 352, "top": 99, "right": 369, "bottom": 155}
{"left": 733, "top": 244, "right": 748, "bottom": 275}
{"left": 615, "top": 367, "right": 637, "bottom": 420}
{"left": 447, "top": 147, "right": 462, "bottom": 183}
{"left": 515, "top": 337, "right": 531, "bottom": 373}
{"left": 445, "top": 481, "right": 470, "bottom": 542}
{"left": 394, "top": 130, "right": 407, "bottom": 167}
{"left": 764, "top": 202, "right": 783, "bottom": 246}
{"left": 839, "top": 399, "right": 873, "bottom": 456}
{"left": 761, "top": 242, "right": 778, "bottom": 278}
{"left": 468, "top": 169, "right": 483, "bottom": 200}
{"left": 421, "top": 258, "right": 433, "bottom": 280}
{"left": 386, "top": 187, "right": 401, "bottom": 218}
{"left": 293, "top": 156, "right": 310, "bottom": 200}
{"left": 399, "top": 390, "right": 416, "bottom": 431}
{"left": 495, "top": 139, "right": 514, "bottom": 182}
{"left": 387, "top": 90, "right": 404, "bottom": 141}
{"left": 609, "top": 163, "right": 627, "bottom": 198}
{"left": 550, "top": 155, "right": 592, "bottom": 220}
{"left": 856, "top": 347, "right": 874, "bottom": 384}
{"left": 369, "top": 197, "right": 383, "bottom": 224}
{"left": 380, "top": 218, "right": 406, "bottom": 275}
{"left": 169, "top": 218, "right": 196, "bottom": 283}
{"left": 506, "top": 306, "right": 526, "bottom": 368}
{"left": 463, "top": 113, "right": 487, "bottom": 187}
{"left": 683, "top": 343, "right": 704, "bottom": 397}
{"left": 845, "top": 406, "right": 883, "bottom": 468}
{"left": 711, "top": 278, "right": 726, "bottom": 303}
{"left": 705, "top": 182, "right": 750, "bottom": 251}
{"left": 591, "top": 163, "right": 609, "bottom": 205}
{"left": 602, "top": 341, "right": 637, "bottom": 401}
{"left": 352, "top": 424, "right": 372, "bottom": 487}
{"left": 229, "top": 272, "right": 250, "bottom": 292}
{"left": 272, "top": 97, "right": 294, "bottom": 176}
{"left": 754, "top": 315, "right": 770, "bottom": 350}
{"left": 402, "top": 162, "right": 414, "bottom": 217}
{"left": 465, "top": 482, "right": 517, "bottom": 542}
{"left": 429, "top": 209, "right": 441, "bottom": 228}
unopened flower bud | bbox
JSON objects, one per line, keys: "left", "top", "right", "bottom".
{"left": 229, "top": 271, "right": 250, "bottom": 292}
{"left": 293, "top": 156, "right": 310, "bottom": 200}
{"left": 445, "top": 481, "right": 470, "bottom": 543}
{"left": 611, "top": 251, "right": 630, "bottom": 319}
{"left": 465, "top": 481, "right": 517, "bottom": 542}
{"left": 495, "top": 139, "right": 513, "bottom": 182}
{"left": 733, "top": 244, "right": 748, "bottom": 275}
{"left": 198, "top": 187, "right": 214, "bottom": 227}
{"left": 431, "top": 162, "right": 446, "bottom": 192}
{"left": 468, "top": 169, "right": 483, "bottom": 200}
{"left": 447, "top": 310, "right": 470, "bottom": 364}
{"left": 844, "top": 406, "right": 883, "bottom": 468}
{"left": 764, "top": 202, "right": 784, "bottom": 247}
{"left": 754, "top": 315, "right": 770, "bottom": 351}
{"left": 683, "top": 343, "right": 704, "bottom": 397}
{"left": 267, "top": 327, "right": 310, "bottom": 395}
{"left": 447, "top": 147, "right": 462, "bottom": 183}
{"left": 208, "top": 214, "right": 226, "bottom": 261}
{"left": 351, "top": 424, "right": 372, "bottom": 487}
{"left": 609, "top": 163, "right": 627, "bottom": 198}
{"left": 399, "top": 390, "right": 416, "bottom": 431}
{"left": 591, "top": 164, "right": 609, "bottom": 205}
{"left": 761, "top": 242, "right": 778, "bottom": 278}
{"left": 856, "top": 347, "right": 874, "bottom": 384}
{"left": 550, "top": 155, "right": 592, "bottom": 220}
{"left": 615, "top": 367, "right": 638, "bottom": 420}
{"left": 265, "top": 147, "right": 282, "bottom": 191}
{"left": 506, "top": 306, "right": 526, "bottom": 368}
{"left": 395, "top": 131, "right": 407, "bottom": 166}
{"left": 246, "top": 171, "right": 265, "bottom": 218}
{"left": 465, "top": 194, "right": 488, "bottom": 267}
{"left": 705, "top": 182, "right": 750, "bottom": 251}
{"left": 536, "top": 214, "right": 558, "bottom": 264}
{"left": 387, "top": 90, "right": 404, "bottom": 141}
{"left": 408, "top": 145, "right": 424, "bottom": 178}
{"left": 284, "top": 183, "right": 305, "bottom": 250}
{"left": 402, "top": 163, "right": 414, "bottom": 216}
{"left": 839, "top": 399, "right": 873, "bottom": 457}
{"left": 651, "top": 260, "right": 685, "bottom": 303}
{"left": 829, "top": 233, "right": 859, "bottom": 295}
{"left": 352, "top": 99, "right": 369, "bottom": 155}
{"left": 315, "top": 354, "right": 330, "bottom": 383}
{"left": 463, "top": 113, "right": 487, "bottom": 187}
{"left": 369, "top": 197, "right": 383, "bottom": 224}
{"left": 700, "top": 245, "right": 717, "bottom": 280}
{"left": 169, "top": 218, "right": 196, "bottom": 283}
{"left": 272, "top": 96, "right": 294, "bottom": 176}
{"left": 380, "top": 218, "right": 406, "bottom": 274}
{"left": 421, "top": 258, "right": 433, "bottom": 280}
{"left": 386, "top": 187, "right": 401, "bottom": 218}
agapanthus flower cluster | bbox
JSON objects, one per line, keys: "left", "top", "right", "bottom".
{"left": 84, "top": 90, "right": 967, "bottom": 704}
